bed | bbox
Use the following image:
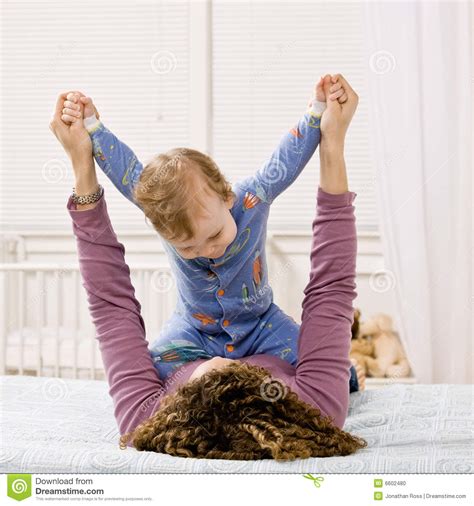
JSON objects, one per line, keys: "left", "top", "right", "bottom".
{"left": 1, "top": 375, "right": 472, "bottom": 473}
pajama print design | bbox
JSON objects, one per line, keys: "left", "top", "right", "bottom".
{"left": 84, "top": 101, "right": 359, "bottom": 393}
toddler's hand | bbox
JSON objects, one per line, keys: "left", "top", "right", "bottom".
{"left": 314, "top": 75, "right": 326, "bottom": 103}
{"left": 61, "top": 91, "right": 100, "bottom": 126}
{"left": 324, "top": 74, "right": 348, "bottom": 103}
{"left": 311, "top": 74, "right": 348, "bottom": 105}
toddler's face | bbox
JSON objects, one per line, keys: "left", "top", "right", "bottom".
{"left": 170, "top": 180, "right": 237, "bottom": 260}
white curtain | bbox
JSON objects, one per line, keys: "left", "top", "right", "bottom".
{"left": 362, "top": 0, "right": 472, "bottom": 383}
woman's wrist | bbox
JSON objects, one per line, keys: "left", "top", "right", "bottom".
{"left": 70, "top": 147, "right": 93, "bottom": 166}
{"left": 71, "top": 157, "right": 96, "bottom": 187}
{"left": 74, "top": 174, "right": 99, "bottom": 195}
{"left": 320, "top": 138, "right": 345, "bottom": 157}
{"left": 71, "top": 156, "right": 100, "bottom": 210}
{"left": 319, "top": 140, "right": 348, "bottom": 194}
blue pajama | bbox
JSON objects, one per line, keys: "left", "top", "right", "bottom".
{"left": 150, "top": 302, "right": 298, "bottom": 376}
{"left": 149, "top": 303, "right": 359, "bottom": 393}
{"left": 85, "top": 102, "right": 359, "bottom": 393}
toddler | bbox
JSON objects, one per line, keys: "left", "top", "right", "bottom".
{"left": 61, "top": 74, "right": 360, "bottom": 392}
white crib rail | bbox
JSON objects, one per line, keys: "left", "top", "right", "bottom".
{"left": 0, "top": 263, "right": 176, "bottom": 379}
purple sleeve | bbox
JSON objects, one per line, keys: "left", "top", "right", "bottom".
{"left": 67, "top": 190, "right": 167, "bottom": 437}
{"left": 67, "top": 184, "right": 357, "bottom": 437}
{"left": 287, "top": 186, "right": 358, "bottom": 429}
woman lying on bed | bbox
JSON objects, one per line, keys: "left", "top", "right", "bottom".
{"left": 49, "top": 74, "right": 367, "bottom": 461}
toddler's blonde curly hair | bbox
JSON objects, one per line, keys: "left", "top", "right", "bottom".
{"left": 133, "top": 148, "right": 236, "bottom": 242}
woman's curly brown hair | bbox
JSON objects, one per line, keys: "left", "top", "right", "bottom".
{"left": 119, "top": 361, "right": 367, "bottom": 461}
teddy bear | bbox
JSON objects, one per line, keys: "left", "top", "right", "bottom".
{"left": 349, "top": 308, "right": 375, "bottom": 376}
{"left": 351, "top": 308, "right": 361, "bottom": 340}
{"left": 358, "top": 313, "right": 411, "bottom": 378}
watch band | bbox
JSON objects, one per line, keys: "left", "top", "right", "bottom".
{"left": 71, "top": 184, "right": 104, "bottom": 205}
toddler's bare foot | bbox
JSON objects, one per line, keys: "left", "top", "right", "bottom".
{"left": 350, "top": 358, "right": 366, "bottom": 391}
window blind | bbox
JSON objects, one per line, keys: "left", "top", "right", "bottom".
{"left": 212, "top": 0, "right": 378, "bottom": 233}
{"left": 1, "top": 0, "right": 379, "bottom": 235}
{"left": 0, "top": 0, "right": 190, "bottom": 232}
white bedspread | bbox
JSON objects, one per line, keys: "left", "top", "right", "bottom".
{"left": 1, "top": 375, "right": 472, "bottom": 473}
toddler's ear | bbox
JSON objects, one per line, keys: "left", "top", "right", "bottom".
{"left": 225, "top": 193, "right": 236, "bottom": 208}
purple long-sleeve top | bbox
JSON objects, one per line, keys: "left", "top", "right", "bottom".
{"left": 67, "top": 185, "right": 357, "bottom": 442}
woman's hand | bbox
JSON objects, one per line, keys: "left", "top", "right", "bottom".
{"left": 316, "top": 73, "right": 358, "bottom": 194}
{"left": 49, "top": 91, "right": 92, "bottom": 163}
{"left": 49, "top": 91, "right": 100, "bottom": 206}
{"left": 320, "top": 73, "right": 358, "bottom": 147}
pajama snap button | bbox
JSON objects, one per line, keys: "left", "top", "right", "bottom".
{"left": 217, "top": 289, "right": 225, "bottom": 296}
{"left": 223, "top": 319, "right": 230, "bottom": 327}
{"left": 226, "top": 344, "right": 234, "bottom": 352}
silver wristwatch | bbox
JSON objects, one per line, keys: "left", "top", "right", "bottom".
{"left": 71, "top": 184, "right": 104, "bottom": 205}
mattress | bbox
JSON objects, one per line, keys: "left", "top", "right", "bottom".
{"left": 0, "top": 375, "right": 472, "bottom": 473}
